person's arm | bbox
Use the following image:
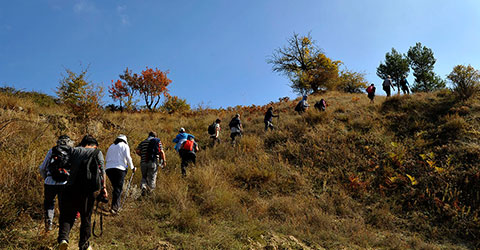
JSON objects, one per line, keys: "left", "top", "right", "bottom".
{"left": 38, "top": 149, "right": 52, "bottom": 179}
{"left": 97, "top": 151, "right": 108, "bottom": 197}
{"left": 124, "top": 144, "right": 135, "bottom": 172}
{"left": 173, "top": 135, "right": 179, "bottom": 143}
{"left": 135, "top": 142, "right": 142, "bottom": 156}
{"left": 215, "top": 126, "right": 220, "bottom": 137}
{"left": 159, "top": 149, "right": 166, "bottom": 167}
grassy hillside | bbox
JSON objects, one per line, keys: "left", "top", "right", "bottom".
{"left": 1, "top": 90, "right": 479, "bottom": 249}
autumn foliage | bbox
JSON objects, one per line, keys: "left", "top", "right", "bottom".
{"left": 110, "top": 67, "right": 171, "bottom": 111}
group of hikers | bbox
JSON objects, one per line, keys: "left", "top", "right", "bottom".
{"left": 38, "top": 86, "right": 393, "bottom": 249}
{"left": 367, "top": 75, "right": 410, "bottom": 103}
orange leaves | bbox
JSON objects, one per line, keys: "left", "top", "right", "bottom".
{"left": 108, "top": 79, "right": 129, "bottom": 100}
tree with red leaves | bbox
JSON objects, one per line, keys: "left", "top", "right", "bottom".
{"left": 108, "top": 80, "right": 129, "bottom": 111}
{"left": 139, "top": 67, "right": 171, "bottom": 111}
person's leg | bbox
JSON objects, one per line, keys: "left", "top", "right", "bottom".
{"left": 147, "top": 161, "right": 158, "bottom": 191}
{"left": 44, "top": 184, "right": 57, "bottom": 230}
{"left": 57, "top": 190, "right": 78, "bottom": 244}
{"left": 140, "top": 162, "right": 148, "bottom": 194}
{"left": 78, "top": 192, "right": 95, "bottom": 250}
{"left": 106, "top": 168, "right": 126, "bottom": 211}
{"left": 181, "top": 157, "right": 187, "bottom": 177}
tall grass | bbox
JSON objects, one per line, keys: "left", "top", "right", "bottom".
{"left": 0, "top": 90, "right": 477, "bottom": 249}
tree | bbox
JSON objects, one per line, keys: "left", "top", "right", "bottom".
{"left": 337, "top": 69, "right": 369, "bottom": 93}
{"left": 139, "top": 67, "right": 172, "bottom": 111}
{"left": 377, "top": 48, "right": 410, "bottom": 94}
{"left": 108, "top": 80, "right": 129, "bottom": 112}
{"left": 56, "top": 67, "right": 103, "bottom": 123}
{"left": 447, "top": 64, "right": 480, "bottom": 100}
{"left": 268, "top": 33, "right": 341, "bottom": 94}
{"left": 407, "top": 42, "right": 445, "bottom": 92}
{"left": 161, "top": 95, "right": 190, "bottom": 114}
{"left": 116, "top": 67, "right": 142, "bottom": 110}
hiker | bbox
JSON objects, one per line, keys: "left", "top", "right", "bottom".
{"left": 295, "top": 95, "right": 310, "bottom": 114}
{"left": 382, "top": 75, "right": 395, "bottom": 97}
{"left": 57, "top": 135, "right": 107, "bottom": 250}
{"left": 179, "top": 135, "right": 199, "bottom": 176}
{"left": 366, "top": 84, "right": 376, "bottom": 103}
{"left": 136, "top": 131, "right": 166, "bottom": 196}
{"left": 208, "top": 118, "right": 221, "bottom": 146}
{"left": 105, "top": 134, "right": 135, "bottom": 214}
{"left": 172, "top": 127, "right": 193, "bottom": 153}
{"left": 38, "top": 135, "right": 73, "bottom": 231}
{"left": 229, "top": 114, "right": 243, "bottom": 145}
{"left": 264, "top": 107, "right": 279, "bottom": 131}
{"left": 400, "top": 75, "right": 410, "bottom": 95}
{"left": 314, "top": 99, "right": 327, "bottom": 111}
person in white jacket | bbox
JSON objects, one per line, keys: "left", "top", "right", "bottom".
{"left": 105, "top": 134, "right": 135, "bottom": 214}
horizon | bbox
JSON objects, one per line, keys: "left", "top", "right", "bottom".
{"left": 1, "top": 0, "right": 479, "bottom": 108}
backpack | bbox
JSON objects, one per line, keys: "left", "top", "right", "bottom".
{"left": 72, "top": 149, "right": 103, "bottom": 192}
{"left": 146, "top": 138, "right": 161, "bottom": 162}
{"left": 208, "top": 122, "right": 216, "bottom": 135}
{"left": 294, "top": 101, "right": 304, "bottom": 112}
{"left": 229, "top": 118, "right": 239, "bottom": 129}
{"left": 85, "top": 149, "right": 103, "bottom": 192}
{"left": 47, "top": 145, "right": 72, "bottom": 182}
{"left": 366, "top": 86, "right": 374, "bottom": 94}
{"left": 182, "top": 140, "right": 194, "bottom": 151}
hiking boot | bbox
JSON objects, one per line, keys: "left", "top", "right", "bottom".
{"left": 58, "top": 240, "right": 68, "bottom": 250}
{"left": 109, "top": 209, "right": 118, "bottom": 215}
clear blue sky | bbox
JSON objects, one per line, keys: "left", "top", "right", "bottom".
{"left": 1, "top": 0, "right": 479, "bottom": 108}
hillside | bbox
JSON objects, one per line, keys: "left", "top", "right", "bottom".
{"left": 1, "top": 90, "right": 479, "bottom": 249}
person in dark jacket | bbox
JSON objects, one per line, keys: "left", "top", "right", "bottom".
{"left": 382, "top": 75, "right": 395, "bottom": 97}
{"left": 264, "top": 107, "right": 279, "bottom": 131}
{"left": 179, "top": 135, "right": 199, "bottom": 177}
{"left": 400, "top": 75, "right": 410, "bottom": 95}
{"left": 229, "top": 114, "right": 243, "bottom": 145}
{"left": 57, "top": 135, "right": 107, "bottom": 250}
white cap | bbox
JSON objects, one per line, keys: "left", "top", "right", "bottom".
{"left": 179, "top": 127, "right": 185, "bottom": 133}
{"left": 117, "top": 134, "right": 128, "bottom": 144}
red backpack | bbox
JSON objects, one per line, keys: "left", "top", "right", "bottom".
{"left": 366, "top": 86, "right": 374, "bottom": 94}
{"left": 182, "top": 140, "right": 194, "bottom": 151}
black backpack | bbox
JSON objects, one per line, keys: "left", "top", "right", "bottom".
{"left": 146, "top": 138, "right": 161, "bottom": 162}
{"left": 84, "top": 149, "right": 103, "bottom": 192}
{"left": 295, "top": 101, "right": 304, "bottom": 112}
{"left": 229, "top": 118, "right": 240, "bottom": 129}
{"left": 47, "top": 145, "right": 72, "bottom": 182}
{"left": 208, "top": 122, "right": 216, "bottom": 135}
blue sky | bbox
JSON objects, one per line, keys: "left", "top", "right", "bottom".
{"left": 1, "top": 0, "right": 479, "bottom": 108}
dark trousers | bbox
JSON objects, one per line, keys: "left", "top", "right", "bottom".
{"left": 58, "top": 189, "right": 95, "bottom": 250}
{"left": 383, "top": 86, "right": 391, "bottom": 97}
{"left": 44, "top": 184, "right": 64, "bottom": 224}
{"left": 106, "top": 168, "right": 127, "bottom": 211}
{"left": 180, "top": 152, "right": 196, "bottom": 176}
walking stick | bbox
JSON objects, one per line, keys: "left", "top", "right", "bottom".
{"left": 119, "top": 170, "right": 135, "bottom": 211}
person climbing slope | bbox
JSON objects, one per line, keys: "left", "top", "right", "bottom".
{"left": 105, "top": 134, "right": 135, "bottom": 214}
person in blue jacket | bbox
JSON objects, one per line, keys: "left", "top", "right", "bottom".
{"left": 172, "top": 128, "right": 194, "bottom": 153}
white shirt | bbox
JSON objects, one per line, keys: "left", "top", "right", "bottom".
{"left": 105, "top": 142, "right": 135, "bottom": 171}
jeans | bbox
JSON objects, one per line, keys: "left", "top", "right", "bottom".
{"left": 106, "top": 168, "right": 127, "bottom": 211}
{"left": 58, "top": 189, "right": 95, "bottom": 250}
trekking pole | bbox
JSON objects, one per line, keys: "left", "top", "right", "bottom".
{"left": 119, "top": 170, "right": 135, "bottom": 211}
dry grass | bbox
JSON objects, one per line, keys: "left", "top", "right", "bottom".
{"left": 0, "top": 90, "right": 477, "bottom": 249}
